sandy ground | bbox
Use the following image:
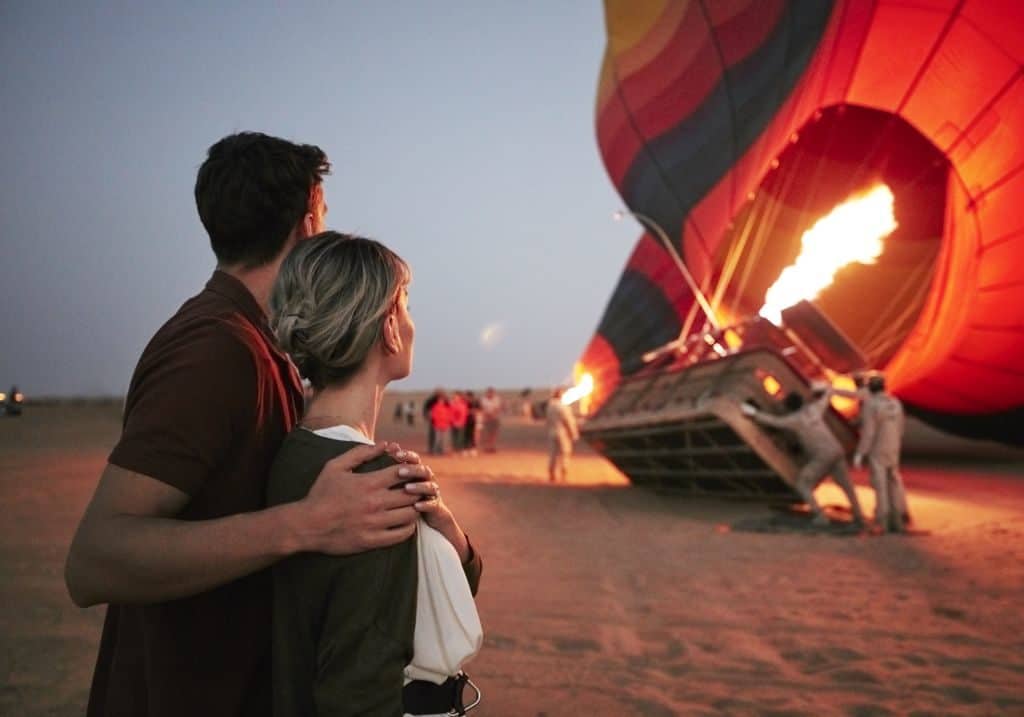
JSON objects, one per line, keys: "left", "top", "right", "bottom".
{"left": 2, "top": 401, "right": 1024, "bottom": 716}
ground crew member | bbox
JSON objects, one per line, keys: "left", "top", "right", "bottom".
{"left": 546, "top": 387, "right": 579, "bottom": 482}
{"left": 742, "top": 390, "right": 867, "bottom": 527}
{"left": 854, "top": 373, "right": 911, "bottom": 533}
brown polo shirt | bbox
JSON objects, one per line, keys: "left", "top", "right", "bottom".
{"left": 89, "top": 270, "right": 303, "bottom": 717}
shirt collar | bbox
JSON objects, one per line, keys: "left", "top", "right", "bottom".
{"left": 205, "top": 269, "right": 304, "bottom": 400}
{"left": 205, "top": 270, "right": 267, "bottom": 327}
{"left": 310, "top": 424, "right": 374, "bottom": 444}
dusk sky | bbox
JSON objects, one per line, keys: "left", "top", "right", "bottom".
{"left": 1, "top": 2, "right": 640, "bottom": 396}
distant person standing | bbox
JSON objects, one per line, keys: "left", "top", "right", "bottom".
{"left": 479, "top": 387, "right": 504, "bottom": 453}
{"left": 853, "top": 373, "right": 911, "bottom": 532}
{"left": 742, "top": 390, "right": 867, "bottom": 527}
{"left": 464, "top": 391, "right": 481, "bottom": 457}
{"left": 405, "top": 399, "right": 416, "bottom": 426}
{"left": 429, "top": 391, "right": 452, "bottom": 455}
{"left": 545, "top": 388, "right": 579, "bottom": 482}
{"left": 449, "top": 391, "right": 469, "bottom": 454}
{"left": 519, "top": 388, "right": 533, "bottom": 419}
{"left": 423, "top": 388, "right": 441, "bottom": 453}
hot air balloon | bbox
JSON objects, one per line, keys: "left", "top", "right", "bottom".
{"left": 580, "top": 0, "right": 1024, "bottom": 446}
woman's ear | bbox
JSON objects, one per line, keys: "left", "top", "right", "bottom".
{"left": 382, "top": 313, "right": 401, "bottom": 354}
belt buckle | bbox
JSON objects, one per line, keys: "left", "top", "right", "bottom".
{"left": 447, "top": 673, "right": 481, "bottom": 715}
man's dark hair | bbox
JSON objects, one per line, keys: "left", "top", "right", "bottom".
{"left": 195, "top": 132, "right": 331, "bottom": 268}
{"left": 784, "top": 391, "right": 805, "bottom": 412}
{"left": 867, "top": 374, "right": 886, "bottom": 394}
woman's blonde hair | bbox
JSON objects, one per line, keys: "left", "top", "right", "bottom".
{"left": 269, "top": 231, "right": 411, "bottom": 389}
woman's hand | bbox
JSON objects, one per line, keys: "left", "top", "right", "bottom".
{"left": 403, "top": 478, "right": 471, "bottom": 563}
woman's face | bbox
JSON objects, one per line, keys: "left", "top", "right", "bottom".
{"left": 388, "top": 284, "right": 415, "bottom": 380}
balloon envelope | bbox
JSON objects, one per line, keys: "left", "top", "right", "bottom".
{"left": 584, "top": 0, "right": 1024, "bottom": 444}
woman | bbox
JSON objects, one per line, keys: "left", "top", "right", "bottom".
{"left": 428, "top": 391, "right": 451, "bottom": 455}
{"left": 266, "top": 232, "right": 483, "bottom": 716}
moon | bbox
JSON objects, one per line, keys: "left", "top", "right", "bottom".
{"left": 479, "top": 322, "right": 506, "bottom": 349}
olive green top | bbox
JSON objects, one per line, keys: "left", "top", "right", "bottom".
{"left": 266, "top": 428, "right": 482, "bottom": 716}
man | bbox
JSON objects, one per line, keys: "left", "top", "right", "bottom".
{"left": 742, "top": 389, "right": 867, "bottom": 527}
{"left": 545, "top": 387, "right": 579, "bottom": 482}
{"left": 65, "top": 133, "right": 436, "bottom": 717}
{"left": 479, "top": 386, "right": 504, "bottom": 453}
{"left": 853, "top": 373, "right": 911, "bottom": 533}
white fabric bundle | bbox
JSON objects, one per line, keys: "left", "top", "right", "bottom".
{"left": 404, "top": 518, "right": 483, "bottom": 685}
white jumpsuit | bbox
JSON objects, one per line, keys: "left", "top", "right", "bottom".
{"left": 545, "top": 399, "right": 579, "bottom": 482}
{"left": 752, "top": 396, "right": 867, "bottom": 525}
{"left": 857, "top": 393, "right": 909, "bottom": 532}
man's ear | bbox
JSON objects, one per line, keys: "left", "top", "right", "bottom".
{"left": 309, "top": 183, "right": 323, "bottom": 208}
{"left": 295, "top": 184, "right": 323, "bottom": 240}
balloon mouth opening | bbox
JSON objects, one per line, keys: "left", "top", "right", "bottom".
{"left": 711, "top": 104, "right": 950, "bottom": 376}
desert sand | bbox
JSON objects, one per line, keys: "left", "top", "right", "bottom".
{"left": 1, "top": 399, "right": 1023, "bottom": 716}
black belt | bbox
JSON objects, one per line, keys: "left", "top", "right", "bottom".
{"left": 403, "top": 673, "right": 480, "bottom": 715}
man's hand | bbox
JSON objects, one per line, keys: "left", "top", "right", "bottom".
{"left": 380, "top": 442, "right": 422, "bottom": 466}
{"left": 292, "top": 443, "right": 432, "bottom": 555}
{"left": 63, "top": 443, "right": 436, "bottom": 607}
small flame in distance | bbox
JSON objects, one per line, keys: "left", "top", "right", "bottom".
{"left": 562, "top": 373, "right": 594, "bottom": 406}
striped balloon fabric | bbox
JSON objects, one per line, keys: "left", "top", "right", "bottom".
{"left": 582, "top": 0, "right": 1024, "bottom": 444}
